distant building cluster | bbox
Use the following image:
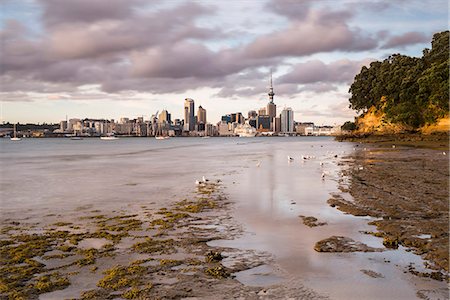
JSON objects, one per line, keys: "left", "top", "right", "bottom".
{"left": 54, "top": 99, "right": 216, "bottom": 137}
{"left": 217, "top": 73, "right": 341, "bottom": 136}
{"left": 3, "top": 71, "right": 342, "bottom": 138}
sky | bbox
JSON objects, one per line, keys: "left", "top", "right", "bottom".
{"left": 0, "top": 0, "right": 448, "bottom": 125}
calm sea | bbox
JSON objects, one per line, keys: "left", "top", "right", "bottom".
{"left": 1, "top": 137, "right": 445, "bottom": 299}
{"left": 0, "top": 136, "right": 339, "bottom": 217}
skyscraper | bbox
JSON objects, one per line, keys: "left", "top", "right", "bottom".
{"left": 159, "top": 110, "right": 171, "bottom": 124}
{"left": 184, "top": 98, "right": 195, "bottom": 131}
{"left": 197, "top": 105, "right": 206, "bottom": 125}
{"left": 281, "top": 107, "right": 294, "bottom": 133}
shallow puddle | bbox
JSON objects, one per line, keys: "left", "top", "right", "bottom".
{"left": 233, "top": 265, "right": 284, "bottom": 286}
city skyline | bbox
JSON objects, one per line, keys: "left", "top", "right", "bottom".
{"left": 1, "top": 0, "right": 447, "bottom": 125}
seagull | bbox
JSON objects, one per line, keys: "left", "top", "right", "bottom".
{"left": 320, "top": 162, "right": 324, "bottom": 167}
{"left": 288, "top": 156, "right": 294, "bottom": 161}
{"left": 256, "top": 161, "right": 261, "bottom": 167}
{"left": 443, "top": 152, "right": 446, "bottom": 155}
{"left": 195, "top": 180, "right": 201, "bottom": 185}
{"left": 321, "top": 172, "right": 326, "bottom": 180}
{"left": 358, "top": 166, "right": 364, "bottom": 170}
{"left": 202, "top": 176, "right": 209, "bottom": 182}
{"left": 392, "top": 145, "right": 396, "bottom": 148}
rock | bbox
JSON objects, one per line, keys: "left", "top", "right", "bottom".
{"left": 314, "top": 236, "right": 383, "bottom": 252}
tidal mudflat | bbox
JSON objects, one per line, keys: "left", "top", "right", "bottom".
{"left": 0, "top": 137, "right": 448, "bottom": 299}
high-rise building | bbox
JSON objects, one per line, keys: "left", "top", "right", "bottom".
{"left": 274, "top": 117, "right": 281, "bottom": 133}
{"left": 258, "top": 107, "right": 267, "bottom": 116}
{"left": 60, "top": 121, "right": 67, "bottom": 132}
{"left": 159, "top": 110, "right": 171, "bottom": 124}
{"left": 197, "top": 106, "right": 206, "bottom": 125}
{"left": 230, "top": 113, "right": 244, "bottom": 124}
{"left": 281, "top": 107, "right": 294, "bottom": 133}
{"left": 184, "top": 98, "right": 195, "bottom": 131}
{"left": 257, "top": 115, "right": 271, "bottom": 131}
{"left": 248, "top": 110, "right": 257, "bottom": 119}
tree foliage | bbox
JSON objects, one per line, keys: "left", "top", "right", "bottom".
{"left": 341, "top": 121, "right": 356, "bottom": 131}
{"left": 348, "top": 31, "right": 449, "bottom": 128}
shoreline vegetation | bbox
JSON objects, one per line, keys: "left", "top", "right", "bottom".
{"left": 339, "top": 31, "right": 448, "bottom": 143}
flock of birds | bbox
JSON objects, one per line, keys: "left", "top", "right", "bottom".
{"left": 196, "top": 146, "right": 447, "bottom": 185}
{"left": 285, "top": 155, "right": 330, "bottom": 179}
{"left": 195, "top": 176, "right": 209, "bottom": 185}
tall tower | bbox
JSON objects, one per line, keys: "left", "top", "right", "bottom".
{"left": 268, "top": 70, "right": 275, "bottom": 103}
{"left": 184, "top": 98, "right": 195, "bottom": 131}
{"left": 267, "top": 70, "right": 277, "bottom": 129}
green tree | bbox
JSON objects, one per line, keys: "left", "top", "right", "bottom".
{"left": 348, "top": 30, "right": 449, "bottom": 129}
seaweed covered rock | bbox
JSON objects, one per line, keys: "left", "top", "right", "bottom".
{"left": 314, "top": 236, "right": 383, "bottom": 253}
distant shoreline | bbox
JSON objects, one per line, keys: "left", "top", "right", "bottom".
{"left": 2, "top": 135, "right": 338, "bottom": 139}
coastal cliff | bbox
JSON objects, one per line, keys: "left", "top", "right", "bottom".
{"left": 340, "top": 30, "right": 449, "bottom": 141}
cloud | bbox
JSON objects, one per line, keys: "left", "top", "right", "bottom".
{"left": 39, "top": 0, "right": 145, "bottom": 26}
{"left": 295, "top": 99, "right": 356, "bottom": 119}
{"left": 0, "top": 0, "right": 441, "bottom": 107}
{"left": 381, "top": 31, "right": 429, "bottom": 49}
{"left": 298, "top": 83, "right": 338, "bottom": 93}
{"left": 243, "top": 8, "right": 377, "bottom": 59}
{"left": 46, "top": 2, "right": 218, "bottom": 60}
{"left": 268, "top": 0, "right": 314, "bottom": 21}
{"left": 279, "top": 58, "right": 375, "bottom": 85}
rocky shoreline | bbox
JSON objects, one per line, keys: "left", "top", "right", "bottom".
{"left": 336, "top": 132, "right": 449, "bottom": 150}
{"left": 330, "top": 140, "right": 449, "bottom": 281}
{"left": 1, "top": 180, "right": 326, "bottom": 300}
{"left": 0, "top": 181, "right": 250, "bottom": 299}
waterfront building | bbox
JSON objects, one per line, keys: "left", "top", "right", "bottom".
{"left": 281, "top": 107, "right": 294, "bottom": 133}
{"left": 218, "top": 121, "right": 233, "bottom": 136}
{"left": 257, "top": 115, "right": 271, "bottom": 131}
{"left": 274, "top": 117, "right": 281, "bottom": 133}
{"left": 248, "top": 118, "right": 257, "bottom": 128}
{"left": 184, "top": 98, "right": 195, "bottom": 131}
{"left": 221, "top": 114, "right": 231, "bottom": 123}
{"left": 205, "top": 123, "right": 215, "bottom": 136}
{"left": 119, "top": 117, "right": 130, "bottom": 124}
{"left": 296, "top": 122, "right": 314, "bottom": 135}
{"left": 67, "top": 118, "right": 81, "bottom": 132}
{"left": 197, "top": 106, "right": 206, "bottom": 125}
{"left": 230, "top": 113, "right": 244, "bottom": 124}
{"left": 60, "top": 121, "right": 67, "bottom": 132}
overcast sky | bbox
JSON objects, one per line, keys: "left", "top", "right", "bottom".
{"left": 0, "top": 0, "right": 447, "bottom": 125}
